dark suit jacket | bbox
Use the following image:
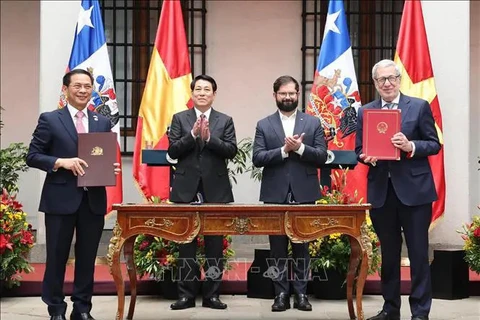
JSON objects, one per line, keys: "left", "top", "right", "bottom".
{"left": 168, "top": 108, "right": 237, "bottom": 203}
{"left": 355, "top": 93, "right": 441, "bottom": 208}
{"left": 253, "top": 110, "right": 327, "bottom": 203}
{"left": 26, "top": 107, "right": 111, "bottom": 215}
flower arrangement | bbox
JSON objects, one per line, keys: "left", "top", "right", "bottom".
{"left": 309, "top": 215, "right": 380, "bottom": 276}
{"left": 316, "top": 168, "right": 363, "bottom": 205}
{"left": 309, "top": 233, "right": 351, "bottom": 274}
{"left": 0, "top": 189, "right": 35, "bottom": 288}
{"left": 133, "top": 234, "right": 235, "bottom": 281}
{"left": 458, "top": 206, "right": 480, "bottom": 274}
{"left": 311, "top": 168, "right": 381, "bottom": 275}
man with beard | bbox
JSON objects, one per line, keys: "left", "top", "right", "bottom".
{"left": 253, "top": 75, "right": 327, "bottom": 312}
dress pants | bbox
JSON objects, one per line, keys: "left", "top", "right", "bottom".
{"left": 177, "top": 235, "right": 224, "bottom": 299}
{"left": 176, "top": 182, "right": 224, "bottom": 299}
{"left": 268, "top": 235, "right": 310, "bottom": 295}
{"left": 42, "top": 192, "right": 105, "bottom": 316}
{"left": 370, "top": 179, "right": 432, "bottom": 318}
{"left": 267, "top": 191, "right": 311, "bottom": 296}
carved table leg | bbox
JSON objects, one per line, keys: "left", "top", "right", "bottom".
{"left": 347, "top": 236, "right": 362, "bottom": 320}
{"left": 356, "top": 219, "right": 374, "bottom": 320}
{"left": 107, "top": 222, "right": 126, "bottom": 320}
{"left": 124, "top": 236, "right": 137, "bottom": 320}
{"left": 355, "top": 250, "right": 368, "bottom": 320}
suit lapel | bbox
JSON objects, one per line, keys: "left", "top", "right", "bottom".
{"left": 293, "top": 111, "right": 306, "bottom": 136}
{"left": 186, "top": 108, "right": 196, "bottom": 129}
{"left": 208, "top": 108, "right": 219, "bottom": 133}
{"left": 373, "top": 99, "right": 383, "bottom": 109}
{"left": 268, "top": 111, "right": 285, "bottom": 145}
{"left": 58, "top": 107, "right": 78, "bottom": 143}
{"left": 88, "top": 110, "right": 99, "bottom": 133}
{"left": 398, "top": 93, "right": 411, "bottom": 126}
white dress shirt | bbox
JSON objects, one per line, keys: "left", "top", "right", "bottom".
{"left": 193, "top": 107, "right": 211, "bottom": 121}
{"left": 279, "top": 110, "right": 305, "bottom": 158}
{"left": 381, "top": 95, "right": 400, "bottom": 110}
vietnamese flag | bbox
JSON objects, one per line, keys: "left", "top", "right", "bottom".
{"left": 133, "top": 0, "right": 192, "bottom": 201}
{"left": 394, "top": 0, "right": 446, "bottom": 228}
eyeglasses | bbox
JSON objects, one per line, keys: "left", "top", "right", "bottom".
{"left": 276, "top": 91, "right": 298, "bottom": 98}
{"left": 70, "top": 84, "right": 93, "bottom": 91}
{"left": 375, "top": 75, "right": 400, "bottom": 85}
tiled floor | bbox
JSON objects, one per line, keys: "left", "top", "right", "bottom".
{"left": 1, "top": 295, "right": 479, "bottom": 320}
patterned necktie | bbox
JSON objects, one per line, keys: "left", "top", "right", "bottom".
{"left": 75, "top": 110, "right": 86, "bottom": 133}
{"left": 198, "top": 114, "right": 206, "bottom": 149}
{"left": 383, "top": 103, "right": 395, "bottom": 110}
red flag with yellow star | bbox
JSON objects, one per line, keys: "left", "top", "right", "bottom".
{"left": 133, "top": 0, "right": 192, "bottom": 201}
{"left": 394, "top": 0, "right": 446, "bottom": 227}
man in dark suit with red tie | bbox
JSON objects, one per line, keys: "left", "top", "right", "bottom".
{"left": 168, "top": 75, "right": 237, "bottom": 310}
{"left": 26, "top": 69, "right": 120, "bottom": 320}
{"left": 355, "top": 59, "right": 441, "bottom": 320}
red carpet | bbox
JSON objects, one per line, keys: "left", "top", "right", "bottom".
{"left": 3, "top": 262, "right": 479, "bottom": 297}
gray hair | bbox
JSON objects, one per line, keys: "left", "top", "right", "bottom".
{"left": 372, "top": 59, "right": 402, "bottom": 80}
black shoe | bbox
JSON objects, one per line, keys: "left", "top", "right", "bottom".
{"left": 293, "top": 293, "right": 312, "bottom": 311}
{"left": 412, "top": 317, "right": 429, "bottom": 320}
{"left": 50, "top": 316, "right": 66, "bottom": 320}
{"left": 202, "top": 296, "right": 227, "bottom": 309}
{"left": 70, "top": 312, "right": 95, "bottom": 320}
{"left": 367, "top": 310, "right": 400, "bottom": 320}
{"left": 170, "top": 297, "right": 196, "bottom": 310}
{"left": 271, "top": 293, "right": 291, "bottom": 312}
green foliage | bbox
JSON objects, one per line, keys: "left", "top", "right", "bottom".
{"left": 228, "top": 137, "right": 262, "bottom": 184}
{"left": 133, "top": 234, "right": 235, "bottom": 280}
{"left": 1, "top": 107, "right": 30, "bottom": 194}
{"left": 307, "top": 216, "right": 381, "bottom": 276}
{"left": 458, "top": 211, "right": 480, "bottom": 274}
{"left": 309, "top": 233, "right": 352, "bottom": 274}
{"left": 0, "top": 143, "right": 29, "bottom": 193}
{"left": 134, "top": 234, "right": 180, "bottom": 279}
{"left": 310, "top": 167, "right": 381, "bottom": 276}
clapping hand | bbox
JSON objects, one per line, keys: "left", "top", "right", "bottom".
{"left": 284, "top": 133, "right": 305, "bottom": 152}
{"left": 200, "top": 117, "right": 210, "bottom": 141}
{"left": 191, "top": 117, "right": 202, "bottom": 137}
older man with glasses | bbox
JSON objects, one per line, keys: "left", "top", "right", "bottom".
{"left": 355, "top": 59, "right": 441, "bottom": 320}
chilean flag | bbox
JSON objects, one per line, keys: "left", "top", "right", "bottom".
{"left": 306, "top": 0, "right": 367, "bottom": 201}
{"left": 59, "top": 0, "right": 123, "bottom": 215}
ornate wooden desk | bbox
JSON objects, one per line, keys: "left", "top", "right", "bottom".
{"left": 108, "top": 203, "right": 372, "bottom": 320}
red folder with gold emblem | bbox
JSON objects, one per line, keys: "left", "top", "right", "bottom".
{"left": 77, "top": 132, "right": 117, "bottom": 187}
{"left": 362, "top": 109, "right": 401, "bottom": 160}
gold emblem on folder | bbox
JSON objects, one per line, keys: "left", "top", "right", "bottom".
{"left": 91, "top": 146, "right": 103, "bottom": 156}
{"left": 377, "top": 122, "right": 388, "bottom": 134}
